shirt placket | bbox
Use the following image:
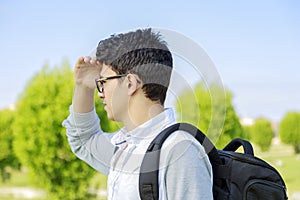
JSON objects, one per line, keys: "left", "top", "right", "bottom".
{"left": 110, "top": 141, "right": 137, "bottom": 199}
{"left": 110, "top": 141, "right": 127, "bottom": 200}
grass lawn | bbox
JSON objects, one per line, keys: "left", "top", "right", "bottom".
{"left": 0, "top": 169, "right": 107, "bottom": 200}
{"left": 0, "top": 140, "right": 299, "bottom": 199}
{"left": 254, "top": 141, "right": 300, "bottom": 195}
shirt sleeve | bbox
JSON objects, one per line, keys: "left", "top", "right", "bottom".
{"left": 161, "top": 131, "right": 213, "bottom": 200}
{"left": 62, "top": 106, "right": 116, "bottom": 175}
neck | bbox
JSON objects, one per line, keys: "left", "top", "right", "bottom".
{"left": 123, "top": 99, "right": 164, "bottom": 131}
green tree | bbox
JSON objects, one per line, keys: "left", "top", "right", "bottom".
{"left": 176, "top": 83, "right": 244, "bottom": 148}
{"left": 242, "top": 125, "right": 252, "bottom": 141}
{"left": 251, "top": 118, "right": 274, "bottom": 152}
{"left": 13, "top": 60, "right": 117, "bottom": 199}
{"left": 0, "top": 108, "right": 20, "bottom": 182}
{"left": 279, "top": 112, "right": 300, "bottom": 154}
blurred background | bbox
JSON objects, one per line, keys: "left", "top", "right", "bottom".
{"left": 0, "top": 0, "right": 299, "bottom": 199}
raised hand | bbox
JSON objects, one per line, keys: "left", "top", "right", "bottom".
{"left": 72, "top": 56, "right": 102, "bottom": 113}
{"left": 74, "top": 56, "right": 102, "bottom": 90}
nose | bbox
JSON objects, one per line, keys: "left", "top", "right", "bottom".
{"left": 98, "top": 91, "right": 105, "bottom": 99}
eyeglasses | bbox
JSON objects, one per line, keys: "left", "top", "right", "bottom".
{"left": 95, "top": 74, "right": 127, "bottom": 93}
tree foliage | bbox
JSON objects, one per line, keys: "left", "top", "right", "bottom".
{"left": 12, "top": 60, "right": 116, "bottom": 199}
{"left": 0, "top": 109, "right": 20, "bottom": 182}
{"left": 251, "top": 118, "right": 274, "bottom": 152}
{"left": 242, "top": 125, "right": 252, "bottom": 141}
{"left": 279, "top": 112, "right": 300, "bottom": 154}
{"left": 176, "top": 83, "right": 244, "bottom": 148}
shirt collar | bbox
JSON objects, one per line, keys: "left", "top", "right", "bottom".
{"left": 112, "top": 108, "right": 175, "bottom": 146}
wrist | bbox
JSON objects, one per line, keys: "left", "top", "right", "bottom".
{"left": 72, "top": 84, "right": 95, "bottom": 113}
{"left": 75, "top": 83, "right": 95, "bottom": 93}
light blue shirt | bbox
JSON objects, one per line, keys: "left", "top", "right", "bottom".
{"left": 63, "top": 107, "right": 213, "bottom": 200}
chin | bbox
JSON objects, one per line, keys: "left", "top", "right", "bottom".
{"left": 106, "top": 110, "right": 116, "bottom": 121}
{"left": 105, "top": 106, "right": 121, "bottom": 122}
{"left": 106, "top": 112, "right": 114, "bottom": 121}
{"left": 108, "top": 116, "right": 116, "bottom": 121}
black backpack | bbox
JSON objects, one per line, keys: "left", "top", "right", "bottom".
{"left": 139, "top": 123, "right": 288, "bottom": 200}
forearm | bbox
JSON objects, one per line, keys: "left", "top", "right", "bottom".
{"left": 62, "top": 107, "right": 115, "bottom": 175}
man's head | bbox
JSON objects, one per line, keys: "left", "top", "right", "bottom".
{"left": 96, "top": 28, "right": 173, "bottom": 105}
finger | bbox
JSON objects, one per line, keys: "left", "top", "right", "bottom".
{"left": 75, "top": 57, "right": 84, "bottom": 69}
{"left": 95, "top": 60, "right": 103, "bottom": 71}
{"left": 96, "top": 60, "right": 102, "bottom": 65}
{"left": 90, "top": 57, "right": 97, "bottom": 65}
{"left": 84, "top": 56, "right": 91, "bottom": 63}
{"left": 76, "top": 57, "right": 84, "bottom": 64}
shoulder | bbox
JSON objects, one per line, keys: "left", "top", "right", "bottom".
{"left": 160, "top": 129, "right": 209, "bottom": 167}
{"left": 162, "top": 129, "right": 206, "bottom": 155}
{"left": 158, "top": 130, "right": 213, "bottom": 199}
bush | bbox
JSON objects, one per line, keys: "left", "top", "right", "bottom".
{"left": 279, "top": 112, "right": 300, "bottom": 154}
{"left": 251, "top": 118, "right": 273, "bottom": 152}
{"left": 12, "top": 61, "right": 116, "bottom": 199}
{"left": 176, "top": 83, "right": 244, "bottom": 148}
{"left": 0, "top": 109, "right": 20, "bottom": 182}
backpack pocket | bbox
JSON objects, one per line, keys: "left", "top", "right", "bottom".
{"left": 243, "top": 179, "right": 287, "bottom": 200}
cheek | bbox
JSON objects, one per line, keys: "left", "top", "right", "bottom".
{"left": 111, "top": 85, "right": 128, "bottom": 108}
{"left": 111, "top": 88, "right": 125, "bottom": 105}
{"left": 105, "top": 83, "right": 121, "bottom": 105}
{"left": 104, "top": 82, "right": 117, "bottom": 100}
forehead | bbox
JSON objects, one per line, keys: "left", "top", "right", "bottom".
{"left": 100, "top": 64, "right": 116, "bottom": 77}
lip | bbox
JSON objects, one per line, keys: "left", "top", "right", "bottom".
{"left": 102, "top": 102, "right": 107, "bottom": 109}
{"left": 102, "top": 105, "right": 107, "bottom": 112}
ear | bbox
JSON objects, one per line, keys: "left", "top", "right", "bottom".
{"left": 126, "top": 74, "right": 139, "bottom": 96}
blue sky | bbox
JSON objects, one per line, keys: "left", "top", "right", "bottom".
{"left": 0, "top": 0, "right": 299, "bottom": 122}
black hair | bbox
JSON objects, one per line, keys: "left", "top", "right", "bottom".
{"left": 96, "top": 28, "right": 173, "bottom": 105}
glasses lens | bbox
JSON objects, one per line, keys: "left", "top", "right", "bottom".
{"left": 99, "top": 81, "right": 104, "bottom": 93}
{"left": 95, "top": 80, "right": 103, "bottom": 93}
{"left": 95, "top": 74, "right": 127, "bottom": 93}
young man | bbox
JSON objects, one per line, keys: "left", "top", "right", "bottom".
{"left": 62, "top": 28, "right": 213, "bottom": 199}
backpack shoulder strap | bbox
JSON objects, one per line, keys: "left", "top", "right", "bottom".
{"left": 139, "top": 123, "right": 222, "bottom": 200}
